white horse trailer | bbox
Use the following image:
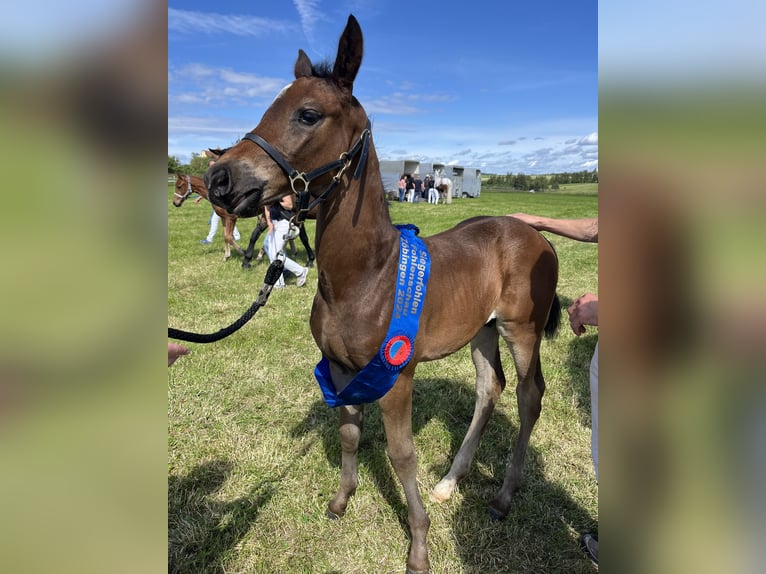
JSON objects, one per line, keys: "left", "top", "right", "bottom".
{"left": 380, "top": 160, "right": 481, "bottom": 200}
{"left": 431, "top": 165, "right": 480, "bottom": 199}
{"left": 461, "top": 168, "right": 482, "bottom": 198}
{"left": 379, "top": 160, "right": 421, "bottom": 197}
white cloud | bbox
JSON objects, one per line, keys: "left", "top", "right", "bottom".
{"left": 170, "top": 63, "right": 287, "bottom": 105}
{"left": 292, "top": 0, "right": 320, "bottom": 41}
{"left": 168, "top": 8, "right": 294, "bottom": 37}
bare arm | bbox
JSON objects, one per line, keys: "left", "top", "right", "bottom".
{"left": 508, "top": 213, "right": 598, "bottom": 243}
{"left": 264, "top": 205, "right": 274, "bottom": 233}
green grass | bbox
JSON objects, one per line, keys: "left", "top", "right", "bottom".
{"left": 481, "top": 183, "right": 598, "bottom": 195}
{"left": 169, "top": 188, "right": 598, "bottom": 573}
{"left": 556, "top": 183, "right": 598, "bottom": 194}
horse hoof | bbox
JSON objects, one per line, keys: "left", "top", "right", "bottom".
{"left": 307, "top": 259, "right": 315, "bottom": 268}
{"left": 325, "top": 508, "right": 341, "bottom": 520}
{"left": 430, "top": 481, "right": 454, "bottom": 503}
{"left": 242, "top": 261, "right": 251, "bottom": 269}
{"left": 406, "top": 567, "right": 429, "bottom": 574}
{"left": 488, "top": 505, "right": 508, "bottom": 521}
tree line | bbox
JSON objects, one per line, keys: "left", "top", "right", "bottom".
{"left": 484, "top": 169, "right": 598, "bottom": 192}
{"left": 168, "top": 153, "right": 211, "bottom": 178}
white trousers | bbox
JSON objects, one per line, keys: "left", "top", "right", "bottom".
{"left": 206, "top": 210, "right": 241, "bottom": 242}
{"left": 264, "top": 219, "right": 305, "bottom": 287}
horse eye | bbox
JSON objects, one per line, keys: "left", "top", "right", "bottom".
{"left": 298, "top": 109, "right": 322, "bottom": 126}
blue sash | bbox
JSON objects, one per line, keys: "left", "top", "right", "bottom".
{"left": 314, "top": 225, "right": 431, "bottom": 407}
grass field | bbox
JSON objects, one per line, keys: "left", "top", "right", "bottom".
{"left": 480, "top": 183, "right": 598, "bottom": 195}
{"left": 168, "top": 188, "right": 598, "bottom": 573}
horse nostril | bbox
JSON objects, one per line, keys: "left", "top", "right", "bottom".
{"left": 205, "top": 166, "right": 231, "bottom": 198}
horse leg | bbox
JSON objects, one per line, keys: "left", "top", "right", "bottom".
{"left": 242, "top": 218, "right": 267, "bottom": 269}
{"left": 431, "top": 324, "right": 505, "bottom": 503}
{"left": 221, "top": 218, "right": 244, "bottom": 260}
{"left": 380, "top": 371, "right": 430, "bottom": 574}
{"left": 299, "top": 225, "right": 315, "bottom": 267}
{"left": 488, "top": 322, "right": 545, "bottom": 519}
{"left": 327, "top": 404, "right": 364, "bottom": 520}
{"left": 229, "top": 220, "right": 245, "bottom": 257}
{"left": 222, "top": 225, "right": 232, "bottom": 260}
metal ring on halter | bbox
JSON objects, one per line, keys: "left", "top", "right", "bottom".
{"left": 290, "top": 173, "right": 311, "bottom": 195}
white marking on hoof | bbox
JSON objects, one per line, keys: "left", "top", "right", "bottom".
{"left": 430, "top": 479, "right": 456, "bottom": 503}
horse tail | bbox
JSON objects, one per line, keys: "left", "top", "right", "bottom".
{"left": 544, "top": 293, "right": 561, "bottom": 339}
{"left": 539, "top": 234, "right": 561, "bottom": 339}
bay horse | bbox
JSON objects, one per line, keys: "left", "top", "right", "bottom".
{"left": 205, "top": 15, "right": 560, "bottom": 574}
{"left": 207, "top": 148, "right": 316, "bottom": 269}
{"left": 172, "top": 174, "right": 244, "bottom": 261}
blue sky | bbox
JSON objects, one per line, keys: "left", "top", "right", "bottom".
{"left": 168, "top": 0, "right": 598, "bottom": 175}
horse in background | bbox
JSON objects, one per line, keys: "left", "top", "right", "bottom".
{"left": 204, "top": 15, "right": 560, "bottom": 574}
{"left": 172, "top": 174, "right": 244, "bottom": 260}
{"left": 435, "top": 176, "right": 452, "bottom": 203}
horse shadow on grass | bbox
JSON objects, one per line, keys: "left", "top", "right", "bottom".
{"left": 168, "top": 459, "right": 279, "bottom": 574}
{"left": 291, "top": 366, "right": 598, "bottom": 573}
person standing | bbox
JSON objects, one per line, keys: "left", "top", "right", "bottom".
{"left": 264, "top": 195, "right": 309, "bottom": 288}
{"left": 425, "top": 174, "right": 438, "bottom": 204}
{"left": 405, "top": 174, "right": 415, "bottom": 203}
{"left": 413, "top": 174, "right": 423, "bottom": 203}
{"left": 398, "top": 174, "right": 407, "bottom": 202}
{"left": 509, "top": 212, "right": 599, "bottom": 564}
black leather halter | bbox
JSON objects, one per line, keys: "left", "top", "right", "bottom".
{"left": 241, "top": 119, "right": 372, "bottom": 222}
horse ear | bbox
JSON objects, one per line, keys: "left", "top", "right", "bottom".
{"left": 295, "top": 49, "right": 313, "bottom": 79}
{"left": 332, "top": 15, "right": 363, "bottom": 92}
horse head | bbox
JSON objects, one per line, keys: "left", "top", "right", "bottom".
{"left": 205, "top": 15, "right": 368, "bottom": 219}
{"left": 172, "top": 174, "right": 194, "bottom": 207}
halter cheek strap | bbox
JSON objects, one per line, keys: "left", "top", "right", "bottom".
{"left": 241, "top": 119, "right": 372, "bottom": 198}
{"left": 173, "top": 175, "right": 194, "bottom": 200}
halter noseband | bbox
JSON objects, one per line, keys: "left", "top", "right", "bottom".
{"left": 241, "top": 119, "right": 372, "bottom": 222}
{"left": 173, "top": 175, "right": 193, "bottom": 201}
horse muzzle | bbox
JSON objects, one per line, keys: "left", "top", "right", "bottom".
{"left": 205, "top": 163, "right": 265, "bottom": 218}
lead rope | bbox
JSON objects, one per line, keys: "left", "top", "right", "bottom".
{"left": 168, "top": 256, "right": 285, "bottom": 343}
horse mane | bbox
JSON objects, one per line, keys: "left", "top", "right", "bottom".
{"left": 310, "top": 60, "right": 333, "bottom": 79}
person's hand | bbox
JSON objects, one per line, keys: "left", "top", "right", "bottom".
{"left": 567, "top": 293, "right": 598, "bottom": 336}
{"left": 507, "top": 213, "right": 536, "bottom": 226}
{"left": 168, "top": 342, "right": 190, "bottom": 366}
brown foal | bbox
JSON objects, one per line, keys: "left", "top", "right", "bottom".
{"left": 205, "top": 16, "right": 560, "bottom": 574}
